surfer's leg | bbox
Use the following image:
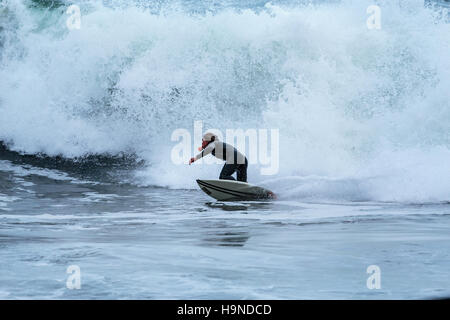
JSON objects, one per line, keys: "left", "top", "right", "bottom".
{"left": 236, "top": 158, "right": 248, "bottom": 182}
{"left": 219, "top": 163, "right": 237, "bottom": 180}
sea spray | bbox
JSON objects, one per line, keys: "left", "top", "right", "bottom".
{"left": 0, "top": 0, "right": 449, "bottom": 202}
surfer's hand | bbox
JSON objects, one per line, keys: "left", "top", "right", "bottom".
{"left": 189, "top": 157, "right": 195, "bottom": 165}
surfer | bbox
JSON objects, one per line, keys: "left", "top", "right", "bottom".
{"left": 189, "top": 132, "right": 248, "bottom": 182}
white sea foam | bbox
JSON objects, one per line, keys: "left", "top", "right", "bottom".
{"left": 0, "top": 0, "right": 449, "bottom": 202}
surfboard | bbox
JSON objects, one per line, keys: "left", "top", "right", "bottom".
{"left": 196, "top": 179, "right": 276, "bottom": 201}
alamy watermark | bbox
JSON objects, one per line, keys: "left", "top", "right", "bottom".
{"left": 66, "top": 4, "right": 81, "bottom": 30}
{"left": 171, "top": 121, "right": 279, "bottom": 175}
{"left": 66, "top": 265, "right": 81, "bottom": 290}
{"left": 367, "top": 5, "right": 381, "bottom": 30}
{"left": 366, "top": 265, "right": 381, "bottom": 289}
{"left": 61, "top": 4, "right": 381, "bottom": 32}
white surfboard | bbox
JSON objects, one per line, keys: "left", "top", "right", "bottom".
{"left": 196, "top": 179, "right": 276, "bottom": 201}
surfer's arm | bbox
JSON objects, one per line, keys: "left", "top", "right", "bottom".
{"left": 190, "top": 143, "right": 215, "bottom": 164}
{"left": 195, "top": 143, "right": 214, "bottom": 160}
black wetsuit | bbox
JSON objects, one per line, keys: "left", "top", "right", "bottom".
{"left": 194, "top": 141, "right": 248, "bottom": 182}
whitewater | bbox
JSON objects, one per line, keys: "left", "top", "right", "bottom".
{"left": 0, "top": 0, "right": 449, "bottom": 299}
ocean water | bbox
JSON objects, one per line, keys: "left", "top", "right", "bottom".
{"left": 0, "top": 0, "right": 450, "bottom": 299}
